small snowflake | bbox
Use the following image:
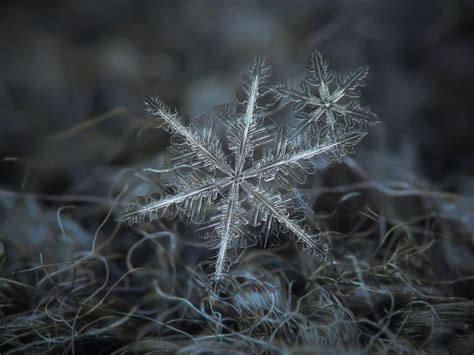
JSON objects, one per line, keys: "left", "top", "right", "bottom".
{"left": 117, "top": 52, "right": 374, "bottom": 286}
{"left": 277, "top": 50, "right": 379, "bottom": 159}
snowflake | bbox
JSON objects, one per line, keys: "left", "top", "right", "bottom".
{"left": 116, "top": 52, "right": 375, "bottom": 286}
{"left": 277, "top": 50, "right": 379, "bottom": 159}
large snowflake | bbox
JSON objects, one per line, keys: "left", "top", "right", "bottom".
{"left": 117, "top": 51, "right": 376, "bottom": 285}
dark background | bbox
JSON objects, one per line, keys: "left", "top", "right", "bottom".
{"left": 1, "top": 0, "right": 473, "bottom": 194}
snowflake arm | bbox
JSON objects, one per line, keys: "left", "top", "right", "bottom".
{"left": 142, "top": 96, "right": 233, "bottom": 176}
{"left": 306, "top": 49, "right": 335, "bottom": 99}
{"left": 291, "top": 106, "right": 325, "bottom": 138}
{"left": 210, "top": 182, "right": 241, "bottom": 283}
{"left": 117, "top": 176, "right": 232, "bottom": 225}
{"left": 275, "top": 83, "right": 316, "bottom": 104}
{"left": 241, "top": 181, "right": 330, "bottom": 259}
{"left": 244, "top": 130, "right": 367, "bottom": 182}
{"left": 223, "top": 55, "right": 275, "bottom": 174}
{"left": 331, "top": 65, "right": 369, "bottom": 102}
{"left": 332, "top": 100, "right": 379, "bottom": 126}
{"left": 236, "top": 56, "right": 260, "bottom": 173}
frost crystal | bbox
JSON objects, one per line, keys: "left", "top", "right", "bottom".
{"left": 117, "top": 51, "right": 376, "bottom": 285}
{"left": 277, "top": 50, "right": 379, "bottom": 159}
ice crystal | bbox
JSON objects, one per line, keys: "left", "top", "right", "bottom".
{"left": 116, "top": 51, "right": 376, "bottom": 285}
{"left": 277, "top": 50, "right": 379, "bottom": 159}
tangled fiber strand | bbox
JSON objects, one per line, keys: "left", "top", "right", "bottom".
{"left": 1, "top": 150, "right": 473, "bottom": 354}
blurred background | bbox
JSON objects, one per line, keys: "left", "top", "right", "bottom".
{"left": 1, "top": 1, "right": 474, "bottom": 353}
{"left": 1, "top": 0, "right": 473, "bottom": 192}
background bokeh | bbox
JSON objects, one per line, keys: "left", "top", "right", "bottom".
{"left": 1, "top": 0, "right": 473, "bottom": 191}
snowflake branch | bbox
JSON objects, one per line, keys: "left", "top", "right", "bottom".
{"left": 290, "top": 107, "right": 325, "bottom": 138}
{"left": 243, "top": 132, "right": 366, "bottom": 179}
{"left": 142, "top": 96, "right": 233, "bottom": 176}
{"left": 234, "top": 55, "right": 272, "bottom": 175}
{"left": 308, "top": 50, "right": 332, "bottom": 98}
{"left": 333, "top": 103, "right": 379, "bottom": 125}
{"left": 235, "top": 58, "right": 261, "bottom": 174}
{"left": 116, "top": 177, "right": 232, "bottom": 224}
{"left": 213, "top": 182, "right": 240, "bottom": 283}
{"left": 331, "top": 66, "right": 368, "bottom": 103}
{"left": 241, "top": 181, "right": 327, "bottom": 258}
